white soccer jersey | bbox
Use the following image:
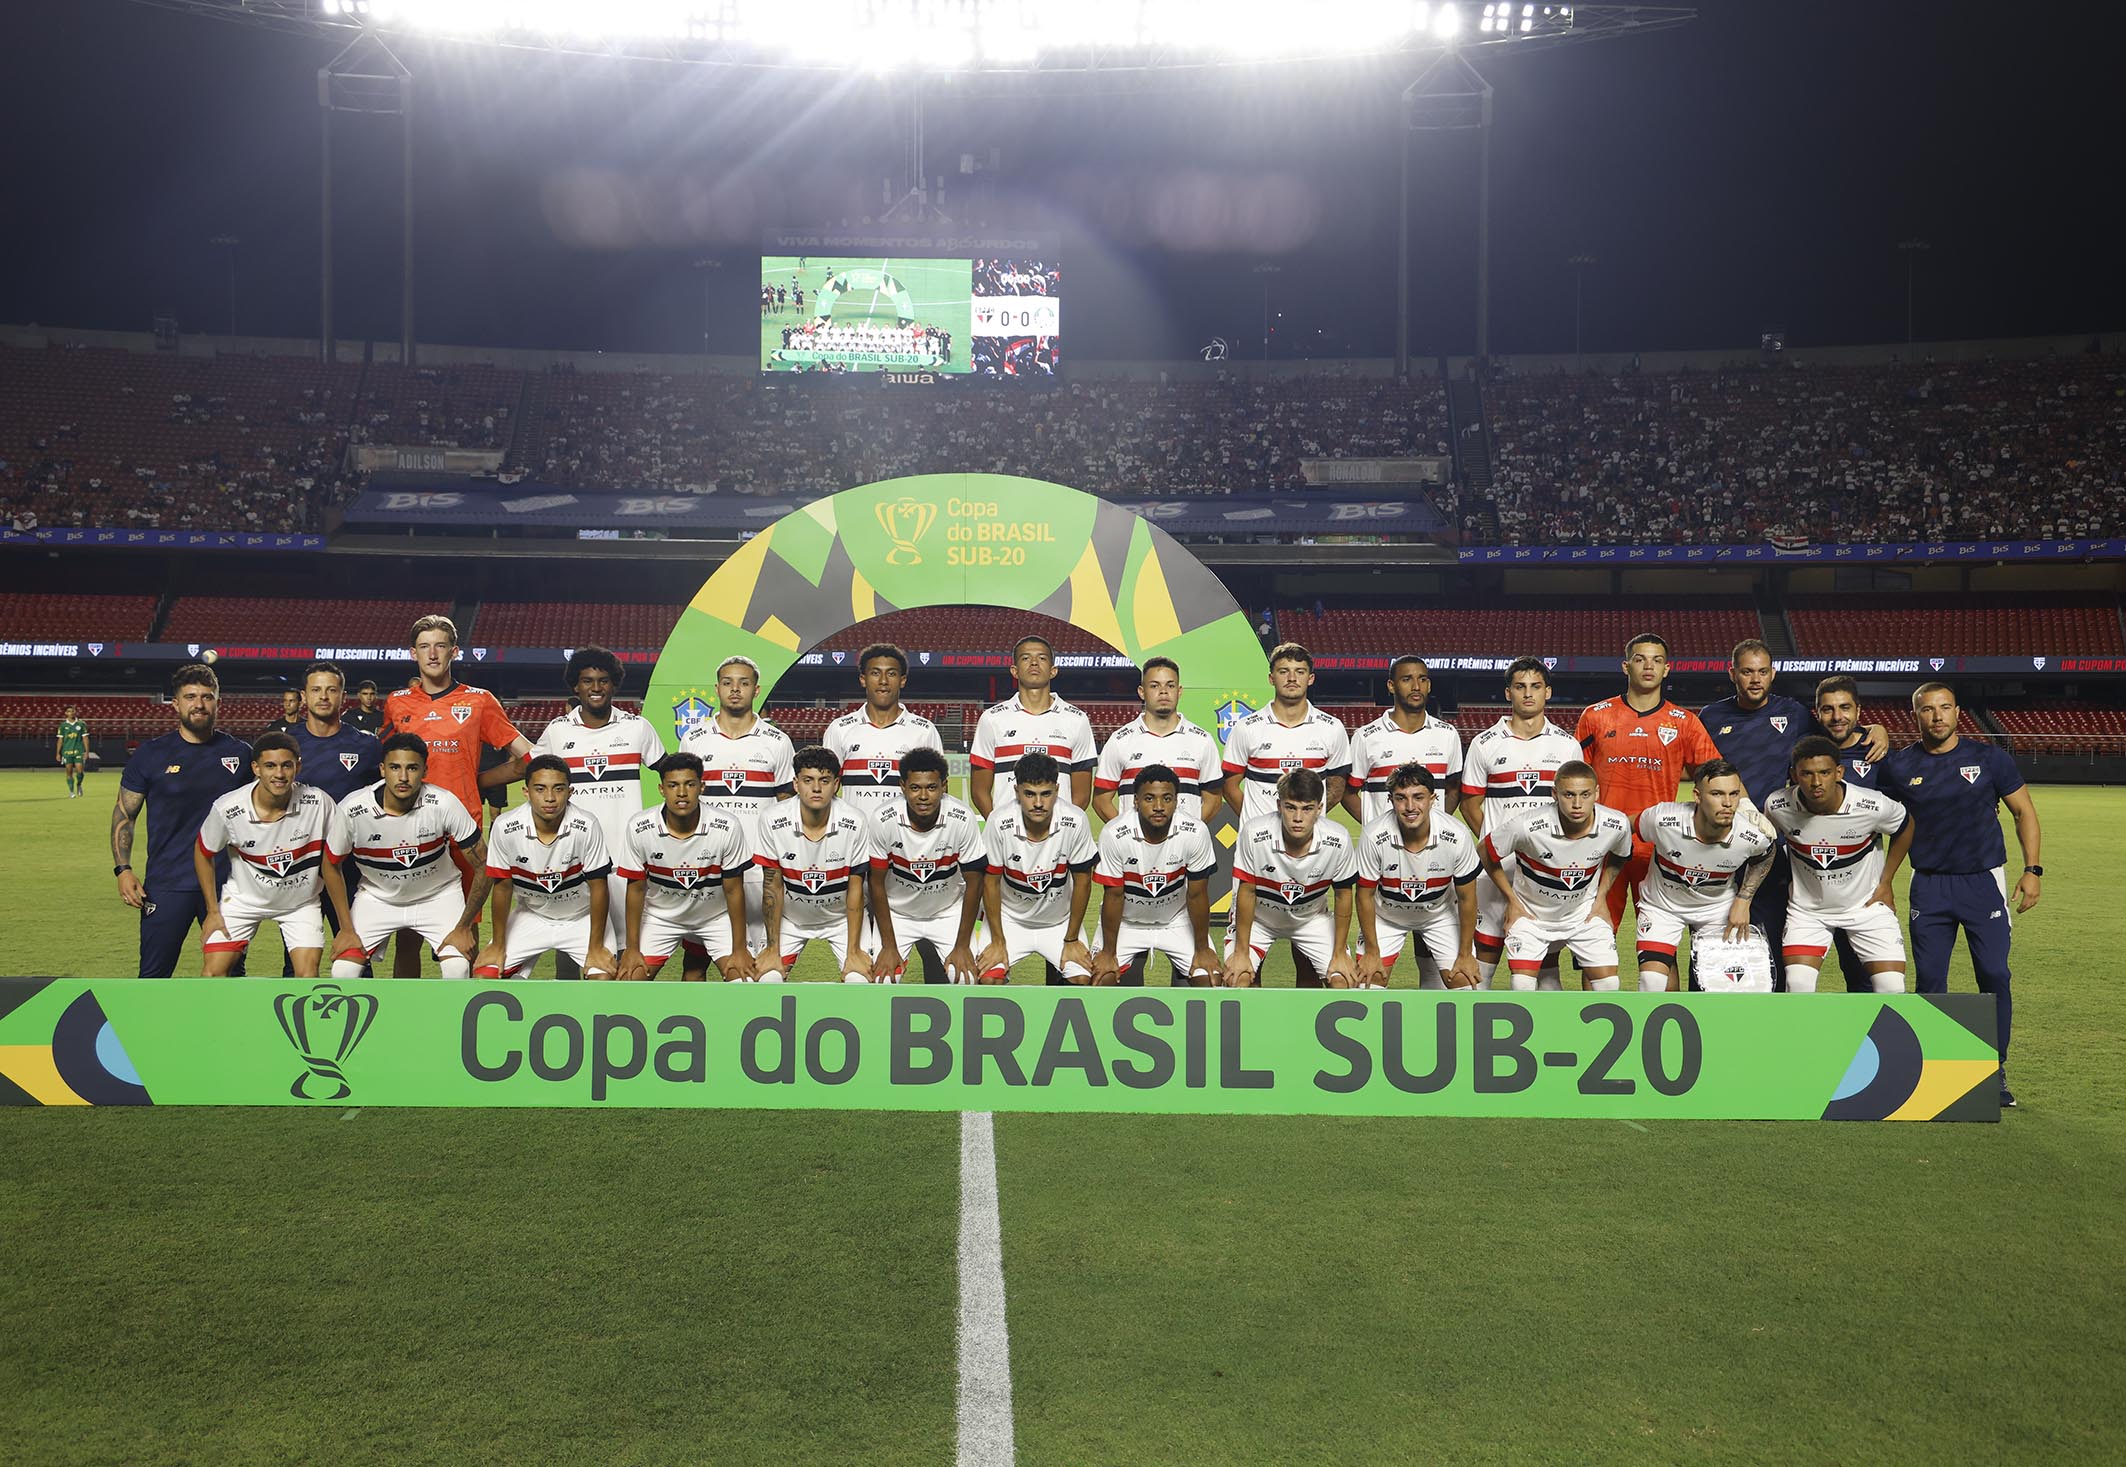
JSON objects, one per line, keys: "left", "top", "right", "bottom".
{"left": 198, "top": 781, "right": 344, "bottom": 913}
{"left": 533, "top": 707, "right": 665, "bottom": 850}
{"left": 1348, "top": 712, "right": 1464, "bottom": 825}
{"left": 485, "top": 804, "right": 612, "bottom": 921}
{"left": 970, "top": 694, "right": 1096, "bottom": 811}
{"left": 616, "top": 805, "right": 751, "bottom": 926}
{"left": 1094, "top": 714, "right": 1222, "bottom": 816}
{"left": 1460, "top": 718, "right": 1583, "bottom": 838}
{"left": 1354, "top": 811, "right": 1481, "bottom": 932}
{"left": 869, "top": 794, "right": 987, "bottom": 924}
{"left": 1233, "top": 813, "right": 1358, "bottom": 926}
{"left": 982, "top": 801, "right": 1099, "bottom": 927}
{"left": 679, "top": 715, "right": 796, "bottom": 831}
{"left": 1483, "top": 805, "right": 1634, "bottom": 925}
{"left": 822, "top": 706, "right": 944, "bottom": 815}
{"left": 756, "top": 797, "right": 874, "bottom": 930}
{"left": 1762, "top": 784, "right": 1908, "bottom": 916}
{"left": 1221, "top": 704, "right": 1354, "bottom": 826}
{"left": 1093, "top": 811, "right": 1220, "bottom": 928}
{"left": 336, "top": 784, "right": 481, "bottom": 905}
{"left": 1635, "top": 801, "right": 1779, "bottom": 922}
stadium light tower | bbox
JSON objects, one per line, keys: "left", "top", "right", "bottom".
{"left": 1569, "top": 252, "right": 1596, "bottom": 366}
{"left": 1897, "top": 237, "right": 1931, "bottom": 345}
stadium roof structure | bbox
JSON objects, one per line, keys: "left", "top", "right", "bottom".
{"left": 132, "top": 1, "right": 1696, "bottom": 72}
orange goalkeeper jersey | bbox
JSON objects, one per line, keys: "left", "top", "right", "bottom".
{"left": 385, "top": 681, "right": 523, "bottom": 829}
{"left": 1574, "top": 697, "right": 1722, "bottom": 827}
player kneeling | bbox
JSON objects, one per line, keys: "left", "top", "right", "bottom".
{"left": 1477, "top": 761, "right": 1632, "bottom": 991}
{"left": 1222, "top": 768, "right": 1358, "bottom": 988}
{"left": 867, "top": 747, "right": 985, "bottom": 983}
{"left": 1633, "top": 759, "right": 1779, "bottom": 991}
{"left": 476, "top": 757, "right": 616, "bottom": 979}
{"left": 976, "top": 751, "right": 1099, "bottom": 983}
{"left": 333, "top": 734, "right": 487, "bottom": 979}
{"left": 755, "top": 745, "right": 875, "bottom": 982}
{"left": 615, "top": 752, "right": 754, "bottom": 982}
{"left": 194, "top": 733, "right": 356, "bottom": 977}
{"left": 1762, "top": 737, "right": 1911, "bottom": 994}
{"left": 1353, "top": 765, "right": 1484, "bottom": 990}
{"left": 1091, "top": 764, "right": 1221, "bottom": 986}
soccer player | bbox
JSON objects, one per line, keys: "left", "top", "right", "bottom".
{"left": 614, "top": 753, "right": 754, "bottom": 982}
{"left": 346, "top": 679, "right": 384, "bottom": 736}
{"left": 193, "top": 733, "right": 356, "bottom": 978}
{"left": 1879, "top": 683, "right": 2042, "bottom": 1105}
{"left": 56, "top": 705, "right": 89, "bottom": 798}
{"left": 113, "top": 663, "right": 254, "bottom": 978}
{"left": 1342, "top": 655, "right": 1462, "bottom": 826}
{"left": 385, "top": 614, "right": 533, "bottom": 829}
{"left": 1632, "top": 760, "right": 1780, "bottom": 992}
{"left": 1760, "top": 738, "right": 1910, "bottom": 995}
{"left": 1575, "top": 633, "right": 1722, "bottom": 930}
{"left": 970, "top": 635, "right": 1096, "bottom": 817}
{"left": 284, "top": 660, "right": 380, "bottom": 977}
{"left": 533, "top": 646, "right": 666, "bottom": 967}
{"left": 1220, "top": 642, "right": 1353, "bottom": 829}
{"left": 331, "top": 733, "right": 487, "bottom": 980}
{"left": 266, "top": 689, "right": 304, "bottom": 737}
{"left": 754, "top": 745, "right": 874, "bottom": 981}
{"left": 1091, "top": 763, "right": 1221, "bottom": 987}
{"left": 977, "top": 751, "right": 1099, "bottom": 984}
{"left": 1476, "top": 761, "right": 1634, "bottom": 992}
{"left": 680, "top": 655, "right": 796, "bottom": 959}
{"left": 476, "top": 756, "right": 616, "bottom": 980}
{"left": 1223, "top": 767, "right": 1358, "bottom": 988}
{"left": 1812, "top": 676, "right": 1884, "bottom": 789}
{"left": 1459, "top": 657, "right": 1583, "bottom": 985}
{"left": 822, "top": 642, "right": 944, "bottom": 819}
{"left": 1354, "top": 766, "right": 1484, "bottom": 990}
{"left": 1092, "top": 657, "right": 1223, "bottom": 824}
{"left": 867, "top": 747, "right": 986, "bottom": 984}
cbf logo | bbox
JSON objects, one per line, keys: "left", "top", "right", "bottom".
{"left": 1215, "top": 695, "right": 1256, "bottom": 742}
{"left": 671, "top": 690, "right": 714, "bottom": 740}
{"left": 873, "top": 496, "right": 938, "bottom": 567}
{"left": 274, "top": 984, "right": 379, "bottom": 1101}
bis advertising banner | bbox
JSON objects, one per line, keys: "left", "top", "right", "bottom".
{"left": 0, "top": 981, "right": 2000, "bottom": 1121}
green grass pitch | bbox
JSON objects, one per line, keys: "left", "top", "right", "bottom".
{"left": 5, "top": 767, "right": 2124, "bottom": 1464}
{"left": 758, "top": 256, "right": 975, "bottom": 374}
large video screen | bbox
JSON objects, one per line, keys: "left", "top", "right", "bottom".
{"left": 759, "top": 233, "right": 1058, "bottom": 380}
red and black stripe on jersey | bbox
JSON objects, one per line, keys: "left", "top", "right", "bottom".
{"left": 1782, "top": 834, "right": 1876, "bottom": 874}
{"left": 558, "top": 750, "right": 645, "bottom": 785}
{"left": 1236, "top": 752, "right": 1342, "bottom": 787}
{"left": 639, "top": 858, "right": 735, "bottom": 894}
{"left": 1098, "top": 762, "right": 1210, "bottom": 796}
{"left": 999, "top": 859, "right": 1094, "bottom": 902}
{"left": 1511, "top": 851, "right": 1604, "bottom": 897}
{"left": 699, "top": 767, "right": 789, "bottom": 801}
{"left": 1232, "top": 868, "right": 1349, "bottom": 908}
{"left": 1477, "top": 768, "right": 1557, "bottom": 799}
{"left": 503, "top": 860, "right": 605, "bottom": 895}
{"left": 1358, "top": 871, "right": 1458, "bottom": 907}
{"left": 1091, "top": 860, "right": 1205, "bottom": 898}
{"left": 349, "top": 832, "right": 457, "bottom": 876}
{"left": 974, "top": 742, "right": 1093, "bottom": 776}
{"left": 1653, "top": 852, "right": 1742, "bottom": 890}
{"left": 877, "top": 849, "right": 984, "bottom": 889}
{"left": 835, "top": 758, "right": 907, "bottom": 790}
{"left": 1355, "top": 758, "right": 1454, "bottom": 795}
{"left": 766, "top": 860, "right": 855, "bottom": 898}
{"left": 220, "top": 837, "right": 328, "bottom": 880}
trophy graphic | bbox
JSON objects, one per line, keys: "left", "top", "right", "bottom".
{"left": 274, "top": 983, "right": 380, "bottom": 1101}
{"left": 874, "top": 497, "right": 937, "bottom": 566}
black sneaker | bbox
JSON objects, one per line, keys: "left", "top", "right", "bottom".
{"left": 2000, "top": 1087, "right": 2018, "bottom": 1109}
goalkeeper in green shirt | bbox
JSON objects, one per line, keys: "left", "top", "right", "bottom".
{"left": 56, "top": 707, "right": 90, "bottom": 798}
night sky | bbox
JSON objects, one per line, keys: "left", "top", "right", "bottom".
{"left": 3, "top": 1, "right": 2116, "bottom": 361}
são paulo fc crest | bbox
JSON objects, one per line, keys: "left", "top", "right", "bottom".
{"left": 721, "top": 768, "right": 748, "bottom": 794}
{"left": 868, "top": 755, "right": 896, "bottom": 783}
{"left": 393, "top": 842, "right": 419, "bottom": 866}
{"left": 1930, "top": 658, "right": 1947, "bottom": 672}
{"left": 1769, "top": 716, "right": 1790, "bottom": 733}
{"left": 832, "top": 650, "right": 846, "bottom": 665}
{"left": 801, "top": 868, "right": 827, "bottom": 893}
{"left": 1960, "top": 765, "right": 1982, "bottom": 784}
{"left": 450, "top": 703, "right": 474, "bottom": 726}
{"left": 1396, "top": 876, "right": 1427, "bottom": 900}
{"left": 1279, "top": 755, "right": 1304, "bottom": 774}
{"left": 1028, "top": 868, "right": 1053, "bottom": 892}
{"left": 583, "top": 752, "right": 609, "bottom": 779}
{"left": 339, "top": 752, "right": 360, "bottom": 771}
{"left": 536, "top": 869, "right": 564, "bottom": 892}
{"left": 1541, "top": 657, "right": 1558, "bottom": 671}
{"left": 1560, "top": 865, "right": 1592, "bottom": 888}
{"left": 1516, "top": 767, "right": 1541, "bottom": 793}
{"left": 1278, "top": 879, "right": 1308, "bottom": 905}
{"left": 1683, "top": 865, "right": 1711, "bottom": 886}
{"left": 672, "top": 863, "right": 701, "bottom": 888}
{"left": 1142, "top": 872, "right": 1168, "bottom": 897}
{"left": 266, "top": 848, "right": 294, "bottom": 877}
{"left": 220, "top": 756, "right": 240, "bottom": 774}
{"left": 2033, "top": 657, "right": 2047, "bottom": 670}
{"left": 1811, "top": 842, "right": 1839, "bottom": 868}
{"left": 909, "top": 858, "right": 936, "bottom": 882}
{"left": 1657, "top": 725, "right": 1678, "bottom": 745}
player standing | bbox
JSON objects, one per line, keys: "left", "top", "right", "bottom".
{"left": 1879, "top": 683, "right": 2042, "bottom": 1105}
{"left": 754, "top": 746, "right": 874, "bottom": 982}
{"left": 477, "top": 756, "right": 616, "bottom": 980}
{"left": 822, "top": 642, "right": 943, "bottom": 820}
{"left": 867, "top": 747, "right": 986, "bottom": 985}
{"left": 1220, "top": 643, "right": 1352, "bottom": 828}
{"left": 1812, "top": 676, "right": 1885, "bottom": 789}
{"left": 331, "top": 733, "right": 487, "bottom": 980}
{"left": 1091, "top": 764, "right": 1222, "bottom": 987}
{"left": 386, "top": 614, "right": 532, "bottom": 827}
{"left": 285, "top": 660, "right": 380, "bottom": 977}
{"left": 1223, "top": 767, "right": 1358, "bottom": 989}
{"left": 345, "top": 679, "right": 384, "bottom": 736}
{"left": 970, "top": 635, "right": 1096, "bottom": 817}
{"left": 680, "top": 655, "right": 796, "bottom": 959}
{"left": 56, "top": 705, "right": 89, "bottom": 798}
{"left": 613, "top": 753, "right": 754, "bottom": 982}
{"left": 1631, "top": 760, "right": 1779, "bottom": 992}
{"left": 265, "top": 689, "right": 304, "bottom": 738}
{"left": 1458, "top": 657, "right": 1583, "bottom": 985}
{"left": 1476, "top": 761, "right": 1634, "bottom": 993}
{"left": 1342, "top": 655, "right": 1462, "bottom": 825}
{"left": 1092, "top": 657, "right": 1223, "bottom": 824}
{"left": 193, "top": 733, "right": 357, "bottom": 979}
{"left": 113, "top": 663, "right": 254, "bottom": 978}
{"left": 1574, "top": 633, "right": 1722, "bottom": 930}
{"left": 1760, "top": 738, "right": 1910, "bottom": 995}
{"left": 976, "top": 751, "right": 1099, "bottom": 984}
{"left": 1353, "top": 766, "right": 1484, "bottom": 990}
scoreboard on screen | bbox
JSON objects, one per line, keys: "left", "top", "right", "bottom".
{"left": 758, "top": 230, "right": 1060, "bottom": 381}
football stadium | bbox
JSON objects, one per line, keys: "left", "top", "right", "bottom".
{"left": 4, "top": 2, "right": 2124, "bottom": 1462}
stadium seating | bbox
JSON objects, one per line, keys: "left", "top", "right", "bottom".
{"left": 0, "top": 592, "right": 158, "bottom": 642}
{"left": 161, "top": 596, "right": 434, "bottom": 646}
{"left": 1447, "top": 705, "right": 1589, "bottom": 741}
{"left": 350, "top": 362, "right": 523, "bottom": 451}
{"left": 0, "top": 693, "right": 284, "bottom": 742}
{"left": 476, "top": 602, "right": 683, "bottom": 649}
{"left": 1276, "top": 601, "right": 1760, "bottom": 659}
{"left": 1788, "top": 594, "right": 2126, "bottom": 656}
{"left": 1989, "top": 705, "right": 2126, "bottom": 756}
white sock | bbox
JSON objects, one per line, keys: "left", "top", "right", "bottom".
{"left": 1509, "top": 967, "right": 1538, "bottom": 992}
{"left": 330, "top": 959, "right": 365, "bottom": 981}
{"left": 438, "top": 955, "right": 472, "bottom": 980}
{"left": 1586, "top": 974, "right": 1621, "bottom": 991}
{"left": 1870, "top": 969, "right": 1906, "bottom": 994}
{"left": 1784, "top": 964, "right": 1819, "bottom": 994}
{"left": 1638, "top": 970, "right": 1670, "bottom": 992}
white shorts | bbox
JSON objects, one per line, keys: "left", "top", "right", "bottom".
{"left": 352, "top": 884, "right": 472, "bottom": 961}
{"left": 776, "top": 920, "right": 851, "bottom": 970}
{"left": 875, "top": 910, "right": 975, "bottom": 981}
{"left": 984, "top": 907, "right": 1092, "bottom": 981}
{"left": 208, "top": 890, "right": 324, "bottom": 954}
{"left": 495, "top": 907, "right": 609, "bottom": 979}
{"left": 1503, "top": 913, "right": 1618, "bottom": 976}
{"left": 1473, "top": 860, "right": 1515, "bottom": 945}
{"left": 1783, "top": 903, "right": 1906, "bottom": 967}
{"left": 1113, "top": 912, "right": 1213, "bottom": 983}
{"left": 637, "top": 906, "right": 738, "bottom": 968}
{"left": 599, "top": 872, "right": 628, "bottom": 955}
{"left": 1373, "top": 917, "right": 1461, "bottom": 987}
{"left": 1226, "top": 909, "right": 1339, "bottom": 977}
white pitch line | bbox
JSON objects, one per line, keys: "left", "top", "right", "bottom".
{"left": 956, "top": 1110, "right": 1016, "bottom": 1467}
{"left": 1619, "top": 1119, "right": 1649, "bottom": 1134}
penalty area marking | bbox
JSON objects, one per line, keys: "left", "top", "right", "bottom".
{"left": 957, "top": 1111, "right": 1016, "bottom": 1467}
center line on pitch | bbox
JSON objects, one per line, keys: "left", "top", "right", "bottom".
{"left": 957, "top": 1110, "right": 1016, "bottom": 1467}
